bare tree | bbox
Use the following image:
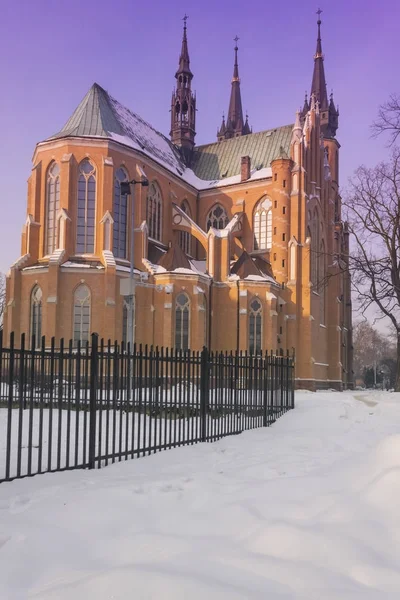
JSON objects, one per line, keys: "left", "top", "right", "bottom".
{"left": 372, "top": 94, "right": 400, "bottom": 146}
{"left": 344, "top": 148, "right": 400, "bottom": 391}
{"left": 353, "top": 320, "right": 396, "bottom": 385}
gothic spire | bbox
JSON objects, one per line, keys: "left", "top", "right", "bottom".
{"left": 170, "top": 15, "right": 196, "bottom": 151}
{"left": 176, "top": 14, "right": 192, "bottom": 77}
{"left": 217, "top": 37, "right": 250, "bottom": 141}
{"left": 310, "top": 9, "right": 328, "bottom": 111}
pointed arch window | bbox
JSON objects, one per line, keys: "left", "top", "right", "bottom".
{"left": 73, "top": 284, "right": 91, "bottom": 346}
{"left": 30, "top": 286, "right": 42, "bottom": 347}
{"left": 113, "top": 167, "right": 129, "bottom": 259}
{"left": 147, "top": 182, "right": 162, "bottom": 241}
{"left": 206, "top": 204, "right": 229, "bottom": 231}
{"left": 179, "top": 201, "right": 191, "bottom": 255}
{"left": 254, "top": 197, "right": 272, "bottom": 250}
{"left": 45, "top": 162, "right": 60, "bottom": 255}
{"left": 76, "top": 160, "right": 96, "bottom": 254}
{"left": 249, "top": 297, "right": 262, "bottom": 355}
{"left": 311, "top": 209, "right": 319, "bottom": 285}
{"left": 175, "top": 292, "right": 190, "bottom": 350}
{"left": 198, "top": 292, "right": 208, "bottom": 347}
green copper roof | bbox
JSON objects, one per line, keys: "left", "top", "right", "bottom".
{"left": 191, "top": 125, "right": 293, "bottom": 181}
{"left": 46, "top": 82, "right": 294, "bottom": 186}
{"left": 47, "top": 83, "right": 186, "bottom": 175}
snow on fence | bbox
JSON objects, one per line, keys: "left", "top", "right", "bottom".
{"left": 0, "top": 332, "right": 295, "bottom": 483}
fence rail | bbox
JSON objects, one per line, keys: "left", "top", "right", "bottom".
{"left": 0, "top": 332, "right": 295, "bottom": 483}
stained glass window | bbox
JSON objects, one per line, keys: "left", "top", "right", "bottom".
{"left": 147, "top": 182, "right": 162, "bottom": 241}
{"left": 113, "top": 167, "right": 128, "bottom": 259}
{"left": 249, "top": 297, "right": 262, "bottom": 355}
{"left": 254, "top": 198, "right": 272, "bottom": 250}
{"left": 45, "top": 163, "right": 60, "bottom": 255}
{"left": 76, "top": 160, "right": 96, "bottom": 254}
{"left": 73, "top": 284, "right": 91, "bottom": 346}
{"left": 206, "top": 204, "right": 229, "bottom": 231}
{"left": 175, "top": 292, "right": 190, "bottom": 350}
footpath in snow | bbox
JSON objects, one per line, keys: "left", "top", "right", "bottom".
{"left": 0, "top": 390, "right": 400, "bottom": 599}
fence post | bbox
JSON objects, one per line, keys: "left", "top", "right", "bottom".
{"left": 200, "top": 346, "right": 209, "bottom": 442}
{"left": 88, "top": 333, "right": 99, "bottom": 469}
{"left": 263, "top": 352, "right": 269, "bottom": 427}
{"left": 291, "top": 348, "right": 295, "bottom": 409}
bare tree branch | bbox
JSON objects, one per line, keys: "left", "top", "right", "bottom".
{"left": 372, "top": 94, "right": 400, "bottom": 146}
{"left": 343, "top": 147, "right": 400, "bottom": 390}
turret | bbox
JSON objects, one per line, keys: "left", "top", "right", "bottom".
{"left": 170, "top": 15, "right": 196, "bottom": 150}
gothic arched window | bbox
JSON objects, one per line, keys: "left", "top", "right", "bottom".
{"left": 76, "top": 159, "right": 96, "bottom": 254}
{"left": 73, "top": 284, "right": 91, "bottom": 346}
{"left": 113, "top": 167, "right": 129, "bottom": 259}
{"left": 179, "top": 201, "right": 191, "bottom": 255}
{"left": 311, "top": 209, "right": 319, "bottom": 285}
{"left": 249, "top": 297, "right": 262, "bottom": 355}
{"left": 30, "top": 285, "right": 42, "bottom": 347}
{"left": 147, "top": 181, "right": 162, "bottom": 242}
{"left": 253, "top": 197, "right": 272, "bottom": 250}
{"left": 175, "top": 292, "right": 190, "bottom": 350}
{"left": 206, "top": 204, "right": 229, "bottom": 231}
{"left": 198, "top": 292, "right": 208, "bottom": 347}
{"left": 45, "top": 162, "right": 60, "bottom": 255}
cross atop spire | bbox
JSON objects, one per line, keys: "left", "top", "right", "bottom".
{"left": 183, "top": 13, "right": 189, "bottom": 27}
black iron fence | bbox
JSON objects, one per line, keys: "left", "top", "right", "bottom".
{"left": 0, "top": 332, "right": 295, "bottom": 484}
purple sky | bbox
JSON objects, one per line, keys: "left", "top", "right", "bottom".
{"left": 0, "top": 0, "right": 398, "bottom": 276}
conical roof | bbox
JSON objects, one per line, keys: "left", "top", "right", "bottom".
{"left": 46, "top": 83, "right": 186, "bottom": 175}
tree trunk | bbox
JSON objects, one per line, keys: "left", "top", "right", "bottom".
{"left": 396, "top": 335, "right": 400, "bottom": 392}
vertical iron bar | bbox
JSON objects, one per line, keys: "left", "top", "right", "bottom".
{"left": 88, "top": 333, "right": 98, "bottom": 469}
{"left": 57, "top": 338, "right": 64, "bottom": 471}
{"left": 38, "top": 336, "right": 45, "bottom": 474}
{"left": 16, "top": 333, "right": 26, "bottom": 478}
{"left": 27, "top": 335, "right": 35, "bottom": 476}
{"left": 5, "top": 332, "right": 15, "bottom": 481}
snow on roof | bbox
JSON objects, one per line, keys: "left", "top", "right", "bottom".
{"left": 45, "top": 83, "right": 278, "bottom": 192}
{"left": 244, "top": 274, "right": 277, "bottom": 283}
{"left": 61, "top": 261, "right": 104, "bottom": 270}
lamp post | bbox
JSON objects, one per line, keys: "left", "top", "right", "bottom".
{"left": 120, "top": 175, "right": 149, "bottom": 349}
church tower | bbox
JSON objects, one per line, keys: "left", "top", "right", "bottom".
{"left": 170, "top": 15, "right": 196, "bottom": 150}
{"left": 302, "top": 10, "right": 339, "bottom": 138}
{"left": 217, "top": 38, "right": 251, "bottom": 141}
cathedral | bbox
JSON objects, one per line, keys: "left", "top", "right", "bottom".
{"left": 4, "top": 14, "right": 353, "bottom": 390}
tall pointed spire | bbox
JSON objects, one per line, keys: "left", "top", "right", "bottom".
{"left": 310, "top": 9, "right": 328, "bottom": 111}
{"left": 217, "top": 37, "right": 250, "bottom": 141}
{"left": 170, "top": 15, "right": 196, "bottom": 151}
{"left": 176, "top": 14, "right": 192, "bottom": 77}
{"left": 301, "top": 10, "right": 339, "bottom": 138}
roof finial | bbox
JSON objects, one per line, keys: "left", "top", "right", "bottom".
{"left": 233, "top": 36, "right": 240, "bottom": 81}
{"left": 183, "top": 13, "right": 189, "bottom": 29}
{"left": 316, "top": 8, "right": 323, "bottom": 56}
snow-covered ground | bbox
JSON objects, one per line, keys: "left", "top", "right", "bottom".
{"left": 0, "top": 390, "right": 400, "bottom": 599}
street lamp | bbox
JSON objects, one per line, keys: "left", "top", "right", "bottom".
{"left": 120, "top": 175, "right": 149, "bottom": 349}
